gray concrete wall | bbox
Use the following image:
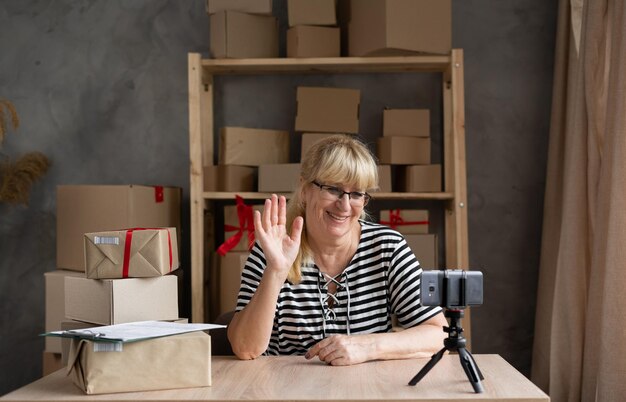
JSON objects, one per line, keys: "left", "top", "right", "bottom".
{"left": 0, "top": 0, "right": 557, "bottom": 395}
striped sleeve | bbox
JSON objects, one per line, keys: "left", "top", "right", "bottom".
{"left": 235, "top": 242, "right": 267, "bottom": 312}
{"left": 387, "top": 235, "right": 442, "bottom": 328}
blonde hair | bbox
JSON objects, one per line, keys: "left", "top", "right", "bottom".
{"left": 286, "top": 135, "right": 378, "bottom": 284}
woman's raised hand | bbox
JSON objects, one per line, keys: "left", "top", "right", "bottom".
{"left": 253, "top": 194, "right": 303, "bottom": 279}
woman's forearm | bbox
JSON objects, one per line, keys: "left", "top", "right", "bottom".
{"left": 367, "top": 313, "right": 447, "bottom": 361}
{"left": 304, "top": 312, "right": 448, "bottom": 365}
{"left": 227, "top": 268, "right": 286, "bottom": 359}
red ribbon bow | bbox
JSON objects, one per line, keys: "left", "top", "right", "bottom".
{"left": 122, "top": 228, "right": 173, "bottom": 278}
{"left": 217, "top": 195, "right": 255, "bottom": 256}
{"left": 380, "top": 209, "right": 429, "bottom": 230}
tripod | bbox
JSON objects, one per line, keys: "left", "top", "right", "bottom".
{"left": 408, "top": 309, "right": 484, "bottom": 393}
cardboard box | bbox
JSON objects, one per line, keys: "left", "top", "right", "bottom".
{"left": 84, "top": 227, "right": 179, "bottom": 279}
{"left": 203, "top": 165, "right": 257, "bottom": 192}
{"left": 43, "top": 351, "right": 63, "bottom": 376}
{"left": 222, "top": 204, "right": 264, "bottom": 252}
{"left": 377, "top": 165, "right": 392, "bottom": 192}
{"left": 206, "top": 0, "right": 272, "bottom": 15}
{"left": 397, "top": 164, "right": 442, "bottom": 192}
{"left": 60, "top": 318, "right": 189, "bottom": 366}
{"left": 301, "top": 133, "right": 343, "bottom": 158}
{"left": 295, "top": 87, "right": 360, "bottom": 134}
{"left": 347, "top": 0, "right": 451, "bottom": 56}
{"left": 405, "top": 234, "right": 438, "bottom": 268}
{"left": 258, "top": 163, "right": 301, "bottom": 193}
{"left": 288, "top": 0, "right": 337, "bottom": 26}
{"left": 218, "top": 252, "right": 249, "bottom": 314}
{"left": 210, "top": 11, "right": 278, "bottom": 59}
{"left": 219, "top": 127, "right": 290, "bottom": 166}
{"left": 44, "top": 270, "right": 85, "bottom": 353}
{"left": 67, "top": 331, "right": 211, "bottom": 394}
{"left": 65, "top": 275, "right": 178, "bottom": 325}
{"left": 377, "top": 136, "right": 431, "bottom": 165}
{"left": 57, "top": 185, "right": 181, "bottom": 271}
{"left": 287, "top": 26, "right": 340, "bottom": 58}
{"left": 203, "top": 165, "right": 219, "bottom": 192}
{"left": 379, "top": 209, "right": 429, "bottom": 234}
{"left": 383, "top": 109, "right": 430, "bottom": 137}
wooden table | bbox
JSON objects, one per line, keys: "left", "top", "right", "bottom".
{"left": 1, "top": 354, "right": 549, "bottom": 402}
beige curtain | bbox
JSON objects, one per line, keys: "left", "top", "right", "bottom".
{"left": 532, "top": 0, "right": 626, "bottom": 401}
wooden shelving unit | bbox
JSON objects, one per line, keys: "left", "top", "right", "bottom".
{"left": 188, "top": 50, "right": 469, "bottom": 334}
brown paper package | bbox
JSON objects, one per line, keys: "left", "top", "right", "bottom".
{"left": 67, "top": 331, "right": 211, "bottom": 394}
{"left": 84, "top": 227, "right": 179, "bottom": 279}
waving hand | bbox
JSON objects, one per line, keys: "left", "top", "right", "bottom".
{"left": 254, "top": 194, "right": 303, "bottom": 279}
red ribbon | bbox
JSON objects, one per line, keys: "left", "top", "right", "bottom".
{"left": 217, "top": 195, "right": 255, "bottom": 256}
{"left": 154, "top": 186, "right": 164, "bottom": 203}
{"left": 379, "top": 209, "right": 429, "bottom": 230}
{"left": 122, "top": 228, "right": 173, "bottom": 278}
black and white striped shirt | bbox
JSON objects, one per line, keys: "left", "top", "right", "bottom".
{"left": 236, "top": 220, "right": 442, "bottom": 355}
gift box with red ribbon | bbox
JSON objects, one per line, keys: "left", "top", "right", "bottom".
{"left": 217, "top": 196, "right": 262, "bottom": 256}
{"left": 379, "top": 209, "right": 429, "bottom": 235}
{"left": 84, "top": 227, "right": 179, "bottom": 279}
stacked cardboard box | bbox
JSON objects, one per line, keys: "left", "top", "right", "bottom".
{"left": 345, "top": 0, "right": 452, "bottom": 56}
{"left": 207, "top": 126, "right": 290, "bottom": 193}
{"left": 44, "top": 185, "right": 183, "bottom": 376}
{"left": 376, "top": 108, "right": 442, "bottom": 192}
{"left": 380, "top": 209, "right": 430, "bottom": 235}
{"left": 44, "top": 270, "right": 83, "bottom": 374}
{"left": 203, "top": 165, "right": 256, "bottom": 192}
{"left": 286, "top": 0, "right": 340, "bottom": 58}
{"left": 377, "top": 165, "right": 392, "bottom": 192}
{"left": 301, "top": 133, "right": 339, "bottom": 159}
{"left": 295, "top": 87, "right": 360, "bottom": 134}
{"left": 258, "top": 163, "right": 301, "bottom": 193}
{"left": 216, "top": 252, "right": 249, "bottom": 315}
{"left": 207, "top": 0, "right": 277, "bottom": 59}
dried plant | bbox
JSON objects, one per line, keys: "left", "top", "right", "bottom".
{"left": 0, "top": 99, "right": 20, "bottom": 146}
{"left": 0, "top": 99, "right": 50, "bottom": 205}
{"left": 0, "top": 152, "right": 50, "bottom": 205}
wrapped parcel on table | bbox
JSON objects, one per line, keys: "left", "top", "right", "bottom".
{"left": 67, "top": 331, "right": 211, "bottom": 394}
{"left": 84, "top": 227, "right": 179, "bottom": 279}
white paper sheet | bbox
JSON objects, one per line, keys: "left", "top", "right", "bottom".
{"left": 43, "top": 320, "right": 225, "bottom": 343}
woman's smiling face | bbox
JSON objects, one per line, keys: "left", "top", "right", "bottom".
{"left": 303, "top": 181, "right": 365, "bottom": 242}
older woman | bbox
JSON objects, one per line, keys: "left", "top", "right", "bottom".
{"left": 227, "top": 135, "right": 447, "bottom": 365}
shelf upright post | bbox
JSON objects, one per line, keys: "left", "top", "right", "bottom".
{"left": 443, "top": 49, "right": 471, "bottom": 340}
{"left": 188, "top": 53, "right": 212, "bottom": 323}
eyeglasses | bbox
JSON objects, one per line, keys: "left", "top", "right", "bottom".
{"left": 312, "top": 181, "right": 371, "bottom": 206}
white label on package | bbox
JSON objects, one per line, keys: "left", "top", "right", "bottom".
{"left": 93, "top": 342, "right": 123, "bottom": 352}
{"left": 94, "top": 236, "right": 120, "bottom": 245}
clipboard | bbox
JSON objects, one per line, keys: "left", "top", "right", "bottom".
{"left": 42, "top": 320, "right": 225, "bottom": 343}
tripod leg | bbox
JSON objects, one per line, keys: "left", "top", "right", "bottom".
{"left": 408, "top": 347, "right": 446, "bottom": 386}
{"left": 464, "top": 349, "right": 484, "bottom": 380}
{"left": 458, "top": 347, "right": 484, "bottom": 393}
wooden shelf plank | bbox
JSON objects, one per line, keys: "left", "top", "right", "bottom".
{"left": 202, "top": 192, "right": 454, "bottom": 201}
{"left": 201, "top": 55, "right": 452, "bottom": 75}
